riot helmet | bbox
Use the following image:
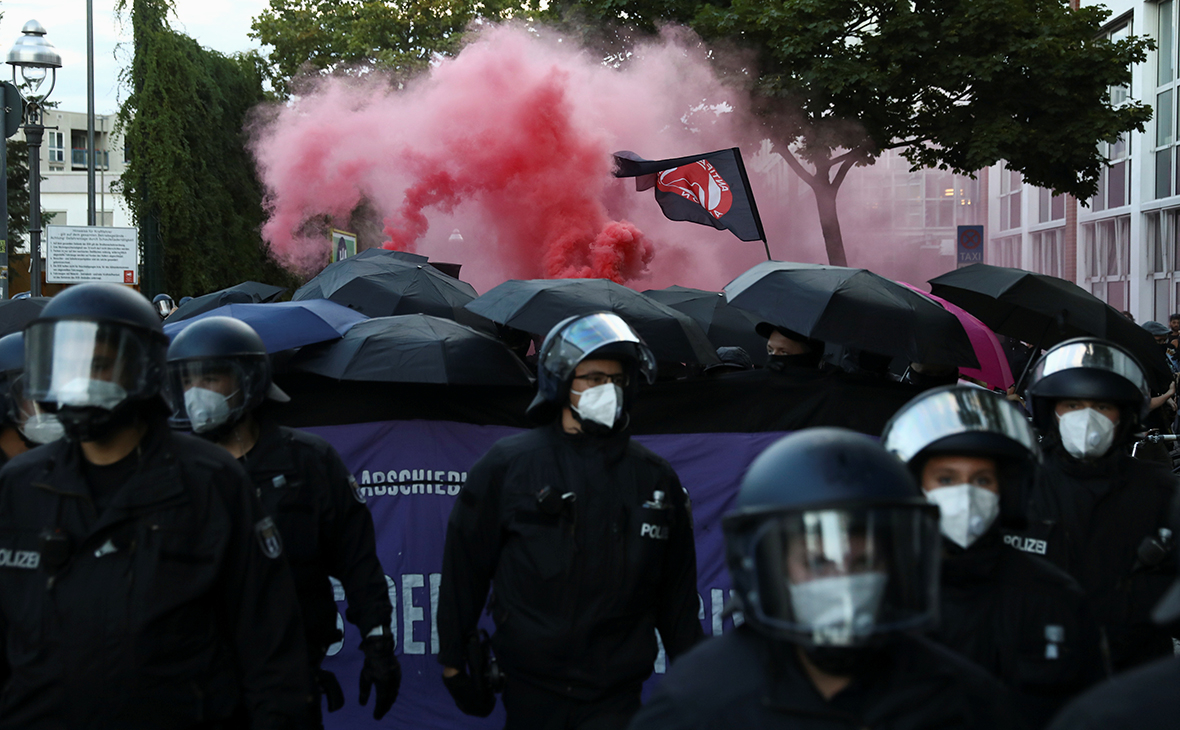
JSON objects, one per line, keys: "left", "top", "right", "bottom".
{"left": 0, "top": 332, "right": 64, "bottom": 444}
{"left": 24, "top": 284, "right": 168, "bottom": 441}
{"left": 724, "top": 429, "right": 941, "bottom": 653}
{"left": 165, "top": 316, "right": 284, "bottom": 437}
{"left": 882, "top": 386, "right": 1040, "bottom": 547}
{"left": 0, "top": 332, "right": 24, "bottom": 426}
{"left": 1025, "top": 338, "right": 1148, "bottom": 458}
{"left": 527, "top": 312, "right": 656, "bottom": 429}
{"left": 152, "top": 293, "right": 176, "bottom": 319}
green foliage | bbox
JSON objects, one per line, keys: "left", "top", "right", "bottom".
{"left": 117, "top": 0, "right": 299, "bottom": 297}
{"left": 6, "top": 139, "right": 30, "bottom": 240}
{"left": 251, "top": 0, "right": 536, "bottom": 97}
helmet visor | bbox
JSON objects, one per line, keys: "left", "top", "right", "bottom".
{"left": 1030, "top": 340, "right": 1148, "bottom": 401}
{"left": 25, "top": 321, "right": 153, "bottom": 410}
{"left": 883, "top": 387, "right": 1038, "bottom": 464}
{"left": 540, "top": 313, "right": 657, "bottom": 385}
{"left": 164, "top": 358, "right": 253, "bottom": 431}
{"left": 745, "top": 506, "right": 940, "bottom": 645}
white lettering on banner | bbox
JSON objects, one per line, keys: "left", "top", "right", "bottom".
{"left": 403, "top": 574, "right": 427, "bottom": 654}
{"left": 357, "top": 469, "right": 466, "bottom": 499}
{"left": 0, "top": 548, "right": 40, "bottom": 569}
{"left": 1004, "top": 534, "right": 1048, "bottom": 555}
{"left": 429, "top": 573, "right": 442, "bottom": 655}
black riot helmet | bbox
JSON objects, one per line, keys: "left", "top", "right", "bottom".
{"left": 723, "top": 428, "right": 941, "bottom": 650}
{"left": 24, "top": 283, "right": 169, "bottom": 441}
{"left": 527, "top": 312, "right": 656, "bottom": 427}
{"left": 165, "top": 316, "right": 286, "bottom": 437}
{"left": 0, "top": 332, "right": 24, "bottom": 426}
{"left": 1025, "top": 337, "right": 1149, "bottom": 446}
{"left": 882, "top": 386, "right": 1040, "bottom": 533}
{"left": 152, "top": 293, "right": 176, "bottom": 319}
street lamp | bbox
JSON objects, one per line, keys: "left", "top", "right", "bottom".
{"left": 7, "top": 20, "right": 61, "bottom": 297}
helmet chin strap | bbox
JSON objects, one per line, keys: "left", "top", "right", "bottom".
{"left": 56, "top": 400, "right": 141, "bottom": 443}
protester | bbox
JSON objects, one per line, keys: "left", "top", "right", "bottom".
{"left": 437, "top": 312, "right": 704, "bottom": 728}
{"left": 165, "top": 316, "right": 399, "bottom": 726}
{"left": 882, "top": 386, "right": 1103, "bottom": 726}
{"left": 628, "top": 428, "right": 1021, "bottom": 730}
{"left": 897, "top": 361, "right": 960, "bottom": 390}
{"left": 1009, "top": 338, "right": 1178, "bottom": 673}
{"left": 756, "top": 322, "right": 824, "bottom": 372}
{"left": 1142, "top": 320, "right": 1179, "bottom": 374}
{"left": 0, "top": 283, "right": 308, "bottom": 728}
{"left": 704, "top": 346, "right": 753, "bottom": 375}
{"left": 1045, "top": 495, "right": 1180, "bottom": 729}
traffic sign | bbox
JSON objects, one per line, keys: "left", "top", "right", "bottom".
{"left": 957, "top": 225, "right": 984, "bottom": 267}
{"left": 0, "top": 82, "right": 23, "bottom": 139}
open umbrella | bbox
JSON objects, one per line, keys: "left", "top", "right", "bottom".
{"left": 465, "top": 279, "right": 720, "bottom": 366}
{"left": 221, "top": 281, "right": 287, "bottom": 303}
{"left": 900, "top": 283, "right": 1013, "bottom": 390}
{"left": 289, "top": 314, "right": 533, "bottom": 386}
{"left": 170, "top": 282, "right": 289, "bottom": 322}
{"left": 642, "top": 285, "right": 765, "bottom": 356}
{"left": 929, "top": 264, "right": 1170, "bottom": 390}
{"left": 0, "top": 297, "right": 50, "bottom": 338}
{"left": 163, "top": 300, "right": 367, "bottom": 353}
{"left": 724, "top": 261, "right": 979, "bottom": 368}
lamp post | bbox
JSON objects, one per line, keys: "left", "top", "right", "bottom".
{"left": 6, "top": 20, "right": 61, "bottom": 298}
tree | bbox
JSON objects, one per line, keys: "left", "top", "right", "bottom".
{"left": 117, "top": 0, "right": 298, "bottom": 297}
{"left": 250, "top": 0, "right": 533, "bottom": 97}
{"left": 560, "top": 0, "right": 1152, "bottom": 266}
{"left": 6, "top": 139, "right": 31, "bottom": 243}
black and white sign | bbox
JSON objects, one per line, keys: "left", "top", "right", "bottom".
{"left": 46, "top": 225, "right": 138, "bottom": 285}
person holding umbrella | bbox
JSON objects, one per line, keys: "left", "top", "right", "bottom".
{"left": 1009, "top": 338, "right": 1178, "bottom": 674}
{"left": 756, "top": 322, "right": 824, "bottom": 373}
{"left": 437, "top": 312, "right": 704, "bottom": 728}
{"left": 882, "top": 386, "right": 1103, "bottom": 727}
{"left": 165, "top": 316, "right": 401, "bottom": 726}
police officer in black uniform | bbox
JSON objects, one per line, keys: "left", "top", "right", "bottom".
{"left": 437, "top": 312, "right": 704, "bottom": 729}
{"left": 164, "top": 316, "right": 400, "bottom": 727}
{"left": 629, "top": 428, "right": 1023, "bottom": 730}
{"left": 1009, "top": 338, "right": 1178, "bottom": 673}
{"left": 882, "top": 386, "right": 1102, "bottom": 727}
{"left": 0, "top": 283, "right": 308, "bottom": 729}
{"left": 0, "top": 332, "right": 64, "bottom": 465}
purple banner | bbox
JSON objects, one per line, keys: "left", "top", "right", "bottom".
{"left": 302, "top": 420, "right": 787, "bottom": 729}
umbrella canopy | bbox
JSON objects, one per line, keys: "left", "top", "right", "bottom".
{"left": 0, "top": 297, "right": 50, "bottom": 339}
{"left": 724, "top": 261, "right": 979, "bottom": 368}
{"left": 465, "top": 279, "right": 720, "bottom": 366}
{"left": 169, "top": 286, "right": 277, "bottom": 322}
{"left": 289, "top": 314, "right": 533, "bottom": 386}
{"left": 642, "top": 285, "right": 766, "bottom": 356}
{"left": 293, "top": 255, "right": 482, "bottom": 326}
{"left": 163, "top": 300, "right": 367, "bottom": 353}
{"left": 929, "top": 264, "right": 1170, "bottom": 390}
{"left": 352, "top": 248, "right": 429, "bottom": 264}
{"left": 221, "top": 281, "right": 287, "bottom": 303}
{"left": 901, "top": 283, "right": 1014, "bottom": 390}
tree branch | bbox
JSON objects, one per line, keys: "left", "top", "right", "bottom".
{"left": 781, "top": 148, "right": 819, "bottom": 188}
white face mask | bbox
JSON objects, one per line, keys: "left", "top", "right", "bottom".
{"left": 53, "top": 378, "right": 128, "bottom": 410}
{"left": 1057, "top": 408, "right": 1117, "bottom": 460}
{"left": 20, "top": 413, "right": 65, "bottom": 444}
{"left": 925, "top": 484, "right": 1001, "bottom": 549}
{"left": 184, "top": 387, "right": 234, "bottom": 434}
{"left": 789, "top": 572, "right": 888, "bottom": 646}
{"left": 571, "top": 383, "right": 623, "bottom": 429}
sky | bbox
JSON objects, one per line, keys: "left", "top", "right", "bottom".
{"left": 0, "top": 0, "right": 269, "bottom": 115}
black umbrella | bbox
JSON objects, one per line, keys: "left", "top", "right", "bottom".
{"left": 352, "top": 248, "right": 429, "bottom": 264}
{"left": 643, "top": 285, "right": 765, "bottom": 356}
{"left": 168, "top": 290, "right": 258, "bottom": 322}
{"left": 0, "top": 297, "right": 50, "bottom": 338}
{"left": 724, "top": 261, "right": 979, "bottom": 368}
{"left": 222, "top": 281, "right": 287, "bottom": 303}
{"left": 929, "top": 263, "right": 1171, "bottom": 390}
{"left": 289, "top": 314, "right": 533, "bottom": 386}
{"left": 293, "top": 255, "right": 484, "bottom": 329}
{"left": 465, "top": 279, "right": 720, "bottom": 366}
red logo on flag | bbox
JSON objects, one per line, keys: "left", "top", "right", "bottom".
{"left": 657, "top": 161, "right": 733, "bottom": 219}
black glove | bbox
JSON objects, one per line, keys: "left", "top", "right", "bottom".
{"left": 442, "top": 670, "right": 496, "bottom": 717}
{"left": 316, "top": 669, "right": 345, "bottom": 713}
{"left": 359, "top": 635, "right": 401, "bottom": 720}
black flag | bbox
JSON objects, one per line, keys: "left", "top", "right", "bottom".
{"left": 613, "top": 148, "right": 766, "bottom": 243}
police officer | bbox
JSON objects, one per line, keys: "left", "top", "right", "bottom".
{"left": 437, "top": 312, "right": 704, "bottom": 728}
{"left": 882, "top": 386, "right": 1102, "bottom": 726}
{"left": 1009, "top": 338, "right": 1178, "bottom": 673}
{"left": 629, "top": 428, "right": 1021, "bottom": 730}
{"left": 1044, "top": 494, "right": 1180, "bottom": 730}
{"left": 152, "top": 292, "right": 176, "bottom": 319}
{"left": 164, "top": 316, "right": 400, "bottom": 726}
{"left": 0, "top": 332, "right": 64, "bottom": 464}
{"left": 0, "top": 283, "right": 308, "bottom": 728}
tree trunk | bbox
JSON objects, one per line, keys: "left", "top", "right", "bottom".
{"left": 812, "top": 181, "right": 848, "bottom": 267}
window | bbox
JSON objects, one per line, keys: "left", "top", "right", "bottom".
{"left": 999, "top": 162, "right": 1022, "bottom": 231}
{"left": 1144, "top": 208, "right": 1180, "bottom": 319}
{"left": 1031, "top": 229, "right": 1065, "bottom": 277}
{"left": 1039, "top": 187, "right": 1066, "bottom": 223}
{"left": 1093, "top": 135, "right": 1131, "bottom": 210}
{"left": 1156, "top": 4, "right": 1179, "bottom": 198}
{"left": 1083, "top": 215, "right": 1131, "bottom": 308}
{"left": 46, "top": 131, "right": 64, "bottom": 165}
{"left": 992, "top": 235, "right": 1022, "bottom": 268}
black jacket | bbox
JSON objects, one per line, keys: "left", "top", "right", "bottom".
{"left": 934, "top": 530, "right": 1103, "bottom": 728}
{"left": 437, "top": 422, "right": 704, "bottom": 700}
{"left": 240, "top": 422, "right": 391, "bottom": 657}
{"left": 0, "top": 421, "right": 308, "bottom": 729}
{"left": 627, "top": 627, "right": 1024, "bottom": 730}
{"left": 1010, "top": 446, "right": 1177, "bottom": 672}
{"left": 1047, "top": 656, "right": 1180, "bottom": 730}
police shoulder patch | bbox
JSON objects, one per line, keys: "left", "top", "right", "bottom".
{"left": 348, "top": 474, "right": 366, "bottom": 504}
{"left": 255, "top": 516, "right": 283, "bottom": 559}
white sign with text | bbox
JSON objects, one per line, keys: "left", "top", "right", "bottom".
{"left": 46, "top": 225, "right": 138, "bottom": 285}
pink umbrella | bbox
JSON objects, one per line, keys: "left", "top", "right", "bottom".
{"left": 901, "top": 283, "right": 1014, "bottom": 391}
